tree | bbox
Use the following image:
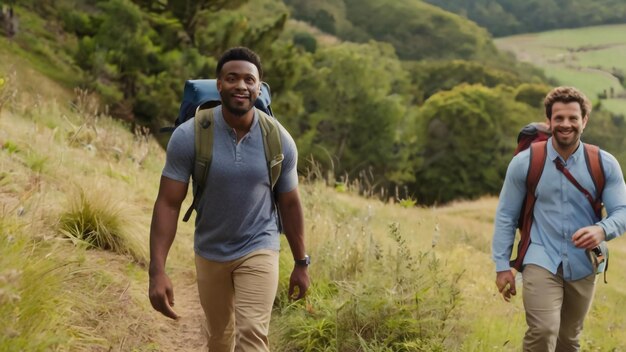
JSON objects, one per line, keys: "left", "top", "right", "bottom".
{"left": 411, "top": 84, "right": 538, "bottom": 204}
{"left": 295, "top": 42, "right": 410, "bottom": 184}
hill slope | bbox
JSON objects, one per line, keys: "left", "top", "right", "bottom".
{"left": 3, "top": 21, "right": 626, "bottom": 352}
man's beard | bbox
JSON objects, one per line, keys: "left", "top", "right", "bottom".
{"left": 553, "top": 128, "right": 581, "bottom": 149}
{"left": 221, "top": 93, "right": 254, "bottom": 117}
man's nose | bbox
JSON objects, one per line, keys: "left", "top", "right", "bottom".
{"left": 235, "top": 79, "right": 247, "bottom": 90}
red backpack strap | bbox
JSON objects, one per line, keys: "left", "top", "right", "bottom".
{"left": 511, "top": 141, "right": 547, "bottom": 271}
{"left": 583, "top": 143, "right": 605, "bottom": 218}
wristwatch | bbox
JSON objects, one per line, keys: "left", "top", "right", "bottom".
{"left": 295, "top": 255, "right": 310, "bottom": 267}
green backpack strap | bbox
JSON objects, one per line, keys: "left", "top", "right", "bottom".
{"left": 182, "top": 108, "right": 214, "bottom": 222}
{"left": 256, "top": 108, "right": 284, "bottom": 190}
{"left": 182, "top": 107, "right": 282, "bottom": 223}
{"left": 256, "top": 108, "right": 284, "bottom": 231}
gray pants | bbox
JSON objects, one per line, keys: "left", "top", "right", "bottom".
{"left": 522, "top": 264, "right": 596, "bottom": 352}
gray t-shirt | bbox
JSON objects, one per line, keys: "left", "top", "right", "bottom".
{"left": 162, "top": 106, "right": 298, "bottom": 262}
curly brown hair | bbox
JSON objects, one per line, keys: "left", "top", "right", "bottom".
{"left": 544, "top": 86, "right": 591, "bottom": 120}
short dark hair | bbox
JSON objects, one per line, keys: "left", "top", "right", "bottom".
{"left": 544, "top": 86, "right": 591, "bottom": 120}
{"left": 215, "top": 47, "right": 263, "bottom": 79}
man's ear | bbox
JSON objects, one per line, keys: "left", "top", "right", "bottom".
{"left": 216, "top": 78, "right": 222, "bottom": 93}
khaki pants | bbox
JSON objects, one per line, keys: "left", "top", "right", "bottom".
{"left": 522, "top": 264, "right": 596, "bottom": 352}
{"left": 195, "top": 249, "right": 279, "bottom": 352}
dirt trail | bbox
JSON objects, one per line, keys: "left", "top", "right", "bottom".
{"left": 153, "top": 269, "right": 206, "bottom": 352}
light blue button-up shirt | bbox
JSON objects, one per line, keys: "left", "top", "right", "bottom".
{"left": 492, "top": 138, "right": 626, "bottom": 281}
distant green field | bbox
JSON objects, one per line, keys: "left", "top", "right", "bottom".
{"left": 602, "top": 99, "right": 626, "bottom": 115}
{"left": 495, "top": 24, "right": 626, "bottom": 116}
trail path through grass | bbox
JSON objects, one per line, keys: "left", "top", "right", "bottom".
{"left": 151, "top": 268, "right": 206, "bottom": 352}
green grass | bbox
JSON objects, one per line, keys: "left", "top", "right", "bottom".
{"left": 524, "top": 24, "right": 626, "bottom": 49}
{"left": 495, "top": 24, "right": 626, "bottom": 117}
{"left": 0, "top": 217, "right": 72, "bottom": 351}
{"left": 545, "top": 65, "right": 622, "bottom": 99}
{"left": 602, "top": 98, "right": 626, "bottom": 114}
{"left": 272, "top": 221, "right": 463, "bottom": 351}
{"left": 2, "top": 7, "right": 82, "bottom": 89}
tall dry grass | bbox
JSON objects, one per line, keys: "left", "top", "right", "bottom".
{"left": 0, "top": 214, "right": 72, "bottom": 351}
{"left": 58, "top": 184, "right": 148, "bottom": 264}
{"left": 270, "top": 181, "right": 465, "bottom": 351}
{"left": 0, "top": 61, "right": 190, "bottom": 350}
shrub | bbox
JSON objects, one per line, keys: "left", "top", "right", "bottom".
{"left": 272, "top": 222, "right": 463, "bottom": 351}
{"left": 58, "top": 186, "right": 147, "bottom": 264}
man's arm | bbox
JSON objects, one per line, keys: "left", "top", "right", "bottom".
{"left": 596, "top": 152, "right": 626, "bottom": 241}
{"left": 492, "top": 154, "right": 528, "bottom": 301}
{"left": 277, "top": 188, "right": 310, "bottom": 300}
{"left": 148, "top": 176, "right": 188, "bottom": 319}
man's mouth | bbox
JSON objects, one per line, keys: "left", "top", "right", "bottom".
{"left": 557, "top": 129, "right": 574, "bottom": 137}
{"left": 233, "top": 94, "right": 249, "bottom": 102}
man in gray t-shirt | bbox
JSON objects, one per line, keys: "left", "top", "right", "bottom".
{"left": 149, "top": 47, "right": 310, "bottom": 352}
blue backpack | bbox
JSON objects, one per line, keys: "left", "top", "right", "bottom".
{"left": 174, "top": 79, "right": 274, "bottom": 128}
{"left": 163, "top": 79, "right": 284, "bottom": 223}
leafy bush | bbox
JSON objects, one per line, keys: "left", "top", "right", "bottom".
{"left": 272, "top": 223, "right": 462, "bottom": 351}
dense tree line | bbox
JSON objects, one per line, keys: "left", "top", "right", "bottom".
{"left": 8, "top": 0, "right": 626, "bottom": 206}
{"left": 422, "top": 0, "right": 626, "bottom": 37}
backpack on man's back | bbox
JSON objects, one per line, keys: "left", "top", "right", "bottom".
{"left": 163, "top": 79, "right": 284, "bottom": 223}
{"left": 509, "top": 122, "right": 609, "bottom": 282}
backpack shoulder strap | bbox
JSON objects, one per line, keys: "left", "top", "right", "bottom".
{"left": 256, "top": 108, "right": 284, "bottom": 190}
{"left": 583, "top": 143, "right": 605, "bottom": 203}
{"left": 527, "top": 141, "right": 548, "bottom": 192}
{"left": 511, "top": 140, "right": 547, "bottom": 271}
{"left": 182, "top": 107, "right": 214, "bottom": 222}
{"left": 583, "top": 143, "right": 608, "bottom": 282}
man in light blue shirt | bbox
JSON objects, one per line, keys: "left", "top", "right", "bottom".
{"left": 492, "top": 86, "right": 626, "bottom": 351}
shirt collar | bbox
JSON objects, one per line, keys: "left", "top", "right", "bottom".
{"left": 546, "top": 136, "right": 585, "bottom": 164}
{"left": 216, "top": 105, "right": 259, "bottom": 131}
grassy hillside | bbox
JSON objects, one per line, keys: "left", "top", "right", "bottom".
{"left": 3, "top": 37, "right": 626, "bottom": 351}
{"left": 495, "top": 24, "right": 626, "bottom": 118}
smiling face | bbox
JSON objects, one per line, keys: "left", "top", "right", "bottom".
{"left": 549, "top": 101, "right": 588, "bottom": 157}
{"left": 217, "top": 60, "right": 261, "bottom": 117}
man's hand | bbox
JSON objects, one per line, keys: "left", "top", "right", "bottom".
{"left": 572, "top": 225, "right": 606, "bottom": 249}
{"left": 495, "top": 270, "right": 516, "bottom": 302}
{"left": 149, "top": 272, "right": 179, "bottom": 320}
{"left": 288, "top": 266, "right": 310, "bottom": 300}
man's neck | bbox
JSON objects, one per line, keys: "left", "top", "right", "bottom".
{"left": 553, "top": 139, "right": 580, "bottom": 161}
{"left": 222, "top": 108, "right": 255, "bottom": 142}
